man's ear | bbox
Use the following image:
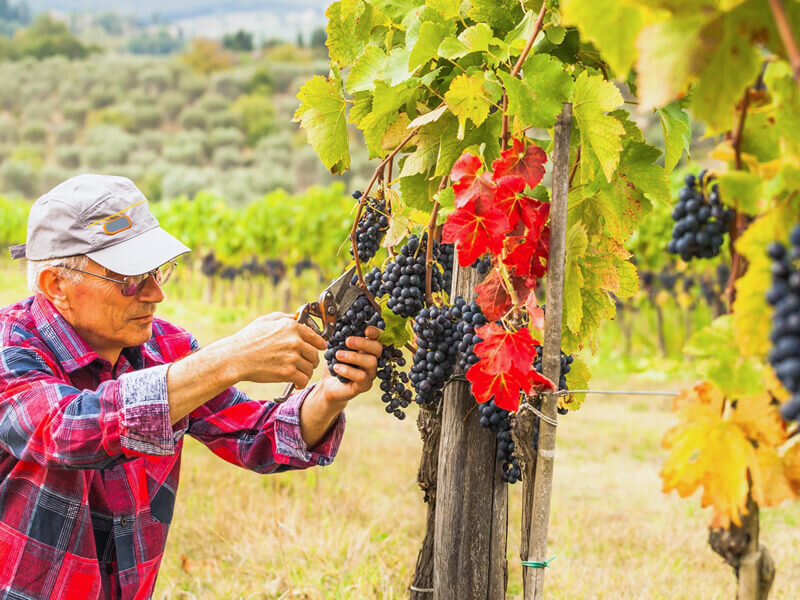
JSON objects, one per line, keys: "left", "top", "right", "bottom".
{"left": 39, "top": 268, "right": 71, "bottom": 312}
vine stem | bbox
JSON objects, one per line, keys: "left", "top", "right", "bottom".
{"left": 725, "top": 85, "right": 752, "bottom": 307}
{"left": 424, "top": 178, "right": 447, "bottom": 306}
{"left": 769, "top": 0, "right": 800, "bottom": 84}
{"left": 349, "top": 125, "right": 423, "bottom": 309}
{"left": 500, "top": 2, "right": 547, "bottom": 151}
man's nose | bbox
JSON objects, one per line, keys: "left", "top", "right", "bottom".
{"left": 137, "top": 274, "right": 165, "bottom": 303}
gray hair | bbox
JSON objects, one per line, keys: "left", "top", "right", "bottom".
{"left": 27, "top": 255, "right": 89, "bottom": 294}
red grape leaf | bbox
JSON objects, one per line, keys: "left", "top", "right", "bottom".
{"left": 474, "top": 268, "right": 532, "bottom": 321}
{"left": 442, "top": 199, "right": 509, "bottom": 266}
{"left": 466, "top": 360, "right": 531, "bottom": 411}
{"left": 491, "top": 139, "right": 547, "bottom": 189}
{"left": 526, "top": 367, "right": 557, "bottom": 393}
{"left": 494, "top": 175, "right": 526, "bottom": 228}
{"left": 527, "top": 300, "right": 545, "bottom": 331}
{"left": 520, "top": 197, "right": 550, "bottom": 232}
{"left": 473, "top": 323, "right": 540, "bottom": 373}
{"left": 503, "top": 227, "right": 550, "bottom": 279}
{"left": 450, "top": 153, "right": 495, "bottom": 209}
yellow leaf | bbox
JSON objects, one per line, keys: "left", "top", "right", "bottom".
{"left": 661, "top": 418, "right": 754, "bottom": 527}
{"left": 783, "top": 443, "right": 800, "bottom": 493}
{"left": 730, "top": 393, "right": 788, "bottom": 447}
{"left": 751, "top": 445, "right": 797, "bottom": 508}
{"left": 764, "top": 365, "right": 792, "bottom": 403}
{"left": 671, "top": 381, "right": 725, "bottom": 416}
{"left": 709, "top": 140, "right": 761, "bottom": 173}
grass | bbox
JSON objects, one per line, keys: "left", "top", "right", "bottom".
{"left": 1, "top": 263, "right": 798, "bottom": 599}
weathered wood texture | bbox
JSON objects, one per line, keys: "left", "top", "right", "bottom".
{"left": 522, "top": 103, "right": 572, "bottom": 600}
{"left": 410, "top": 404, "right": 441, "bottom": 599}
{"left": 433, "top": 261, "right": 508, "bottom": 600}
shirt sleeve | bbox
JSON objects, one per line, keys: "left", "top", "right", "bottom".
{"left": 0, "top": 345, "right": 180, "bottom": 469}
{"left": 184, "top": 384, "right": 345, "bottom": 473}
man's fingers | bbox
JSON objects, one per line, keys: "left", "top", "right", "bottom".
{"left": 345, "top": 336, "right": 383, "bottom": 357}
{"left": 296, "top": 339, "right": 321, "bottom": 367}
{"left": 262, "top": 312, "right": 294, "bottom": 321}
{"left": 335, "top": 350, "right": 378, "bottom": 374}
{"left": 364, "top": 326, "right": 383, "bottom": 340}
{"left": 332, "top": 362, "right": 370, "bottom": 386}
{"left": 296, "top": 322, "right": 327, "bottom": 351}
{"left": 294, "top": 357, "right": 316, "bottom": 379}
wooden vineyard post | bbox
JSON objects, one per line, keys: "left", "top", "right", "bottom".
{"left": 433, "top": 260, "right": 508, "bottom": 600}
{"left": 514, "top": 103, "right": 572, "bottom": 600}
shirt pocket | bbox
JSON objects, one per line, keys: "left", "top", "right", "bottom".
{"left": 148, "top": 480, "right": 176, "bottom": 525}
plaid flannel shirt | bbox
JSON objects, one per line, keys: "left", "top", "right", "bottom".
{"left": 0, "top": 294, "right": 345, "bottom": 600}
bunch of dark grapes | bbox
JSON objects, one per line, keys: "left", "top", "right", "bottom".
{"left": 477, "top": 400, "right": 522, "bottom": 483}
{"left": 350, "top": 190, "right": 390, "bottom": 263}
{"left": 456, "top": 300, "right": 487, "bottom": 372}
{"left": 474, "top": 256, "right": 492, "bottom": 275}
{"left": 377, "top": 346, "right": 412, "bottom": 420}
{"left": 668, "top": 172, "right": 733, "bottom": 261}
{"left": 533, "top": 346, "right": 573, "bottom": 415}
{"left": 439, "top": 243, "right": 455, "bottom": 296}
{"left": 766, "top": 223, "right": 800, "bottom": 421}
{"left": 376, "top": 234, "right": 443, "bottom": 318}
{"left": 201, "top": 251, "right": 222, "bottom": 277}
{"left": 324, "top": 295, "right": 411, "bottom": 420}
{"left": 409, "top": 300, "right": 462, "bottom": 406}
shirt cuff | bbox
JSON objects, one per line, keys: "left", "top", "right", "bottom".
{"left": 117, "top": 364, "right": 181, "bottom": 456}
{"left": 273, "top": 385, "right": 345, "bottom": 467}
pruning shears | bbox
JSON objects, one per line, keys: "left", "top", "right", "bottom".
{"left": 274, "top": 265, "right": 363, "bottom": 402}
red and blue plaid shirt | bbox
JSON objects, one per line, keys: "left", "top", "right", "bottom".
{"left": 0, "top": 294, "right": 344, "bottom": 600}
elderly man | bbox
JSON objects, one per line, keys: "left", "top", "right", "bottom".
{"left": 0, "top": 174, "right": 382, "bottom": 599}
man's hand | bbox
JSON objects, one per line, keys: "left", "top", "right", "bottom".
{"left": 228, "top": 313, "right": 327, "bottom": 388}
{"left": 299, "top": 325, "right": 383, "bottom": 448}
{"left": 318, "top": 325, "right": 383, "bottom": 403}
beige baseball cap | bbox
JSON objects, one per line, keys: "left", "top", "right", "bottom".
{"left": 9, "top": 174, "right": 190, "bottom": 275}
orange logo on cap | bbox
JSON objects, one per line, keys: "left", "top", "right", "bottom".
{"left": 88, "top": 200, "right": 144, "bottom": 235}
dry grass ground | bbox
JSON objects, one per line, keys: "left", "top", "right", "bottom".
{"left": 0, "top": 265, "right": 798, "bottom": 599}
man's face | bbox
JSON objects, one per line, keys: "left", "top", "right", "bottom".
{"left": 59, "top": 259, "right": 165, "bottom": 361}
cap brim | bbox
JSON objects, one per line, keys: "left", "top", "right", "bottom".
{"left": 87, "top": 227, "right": 191, "bottom": 275}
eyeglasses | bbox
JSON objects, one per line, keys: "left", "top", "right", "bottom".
{"left": 57, "top": 261, "right": 178, "bottom": 297}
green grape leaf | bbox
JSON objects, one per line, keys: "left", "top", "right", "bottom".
{"left": 384, "top": 47, "right": 415, "bottom": 86}
{"left": 657, "top": 99, "right": 692, "bottom": 172}
{"left": 571, "top": 71, "right": 625, "bottom": 183}
{"left": 467, "top": 0, "right": 519, "bottom": 31}
{"left": 438, "top": 34, "right": 470, "bottom": 59}
{"left": 436, "top": 186, "right": 456, "bottom": 223}
{"left": 409, "top": 20, "right": 448, "bottom": 71}
{"left": 458, "top": 23, "right": 495, "bottom": 54}
{"left": 561, "top": 0, "right": 643, "bottom": 78}
{"left": 545, "top": 25, "right": 566, "bottom": 45}
{"left": 426, "top": 0, "right": 462, "bottom": 20}
{"left": 498, "top": 54, "right": 574, "bottom": 130}
{"left": 563, "top": 222, "right": 589, "bottom": 335}
{"left": 346, "top": 45, "right": 387, "bottom": 94}
{"left": 326, "top": 1, "right": 361, "bottom": 65}
{"left": 716, "top": 171, "right": 763, "bottom": 216}
{"left": 563, "top": 355, "right": 591, "bottom": 410}
{"left": 293, "top": 74, "right": 350, "bottom": 174}
{"left": 399, "top": 173, "right": 435, "bottom": 211}
{"left": 764, "top": 61, "right": 800, "bottom": 158}
{"left": 399, "top": 118, "right": 449, "bottom": 177}
{"left": 684, "top": 316, "right": 765, "bottom": 398}
{"left": 357, "top": 80, "right": 418, "bottom": 158}
{"left": 444, "top": 73, "right": 492, "bottom": 140}
{"left": 377, "top": 296, "right": 413, "bottom": 347}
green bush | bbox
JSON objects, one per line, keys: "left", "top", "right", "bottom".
{"left": 87, "top": 106, "right": 133, "bottom": 130}
{"left": 84, "top": 124, "right": 134, "bottom": 166}
{"left": 1, "top": 160, "right": 39, "bottom": 197}
{"left": 129, "top": 106, "right": 163, "bottom": 132}
{"left": 55, "top": 146, "right": 81, "bottom": 168}
{"left": 39, "top": 165, "right": 71, "bottom": 194}
{"left": 196, "top": 93, "right": 229, "bottom": 114}
{"left": 138, "top": 130, "right": 165, "bottom": 153}
{"left": 20, "top": 120, "right": 48, "bottom": 144}
{"left": 212, "top": 146, "right": 243, "bottom": 169}
{"left": 55, "top": 122, "right": 77, "bottom": 144}
{"left": 139, "top": 65, "right": 173, "bottom": 93}
{"left": 0, "top": 144, "right": 12, "bottom": 162}
{"left": 211, "top": 71, "right": 246, "bottom": 100}
{"left": 179, "top": 106, "right": 207, "bottom": 130}
{"left": 208, "top": 127, "right": 244, "bottom": 150}
{"left": 89, "top": 86, "right": 118, "bottom": 109}
{"left": 208, "top": 111, "right": 238, "bottom": 129}
{"left": 10, "top": 146, "right": 44, "bottom": 168}
{"left": 178, "top": 73, "right": 206, "bottom": 101}
{"left": 161, "top": 167, "right": 209, "bottom": 199}
{"left": 163, "top": 141, "right": 206, "bottom": 166}
{"left": 62, "top": 101, "right": 89, "bottom": 124}
{"left": 231, "top": 93, "right": 274, "bottom": 145}
{"left": 128, "top": 149, "right": 159, "bottom": 168}
{"left": 22, "top": 102, "right": 54, "bottom": 122}
{"left": 0, "top": 116, "right": 17, "bottom": 143}
{"left": 160, "top": 90, "right": 187, "bottom": 120}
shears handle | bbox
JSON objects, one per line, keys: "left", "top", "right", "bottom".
{"left": 273, "top": 303, "right": 324, "bottom": 403}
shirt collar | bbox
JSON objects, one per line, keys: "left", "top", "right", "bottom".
{"left": 32, "top": 294, "right": 101, "bottom": 373}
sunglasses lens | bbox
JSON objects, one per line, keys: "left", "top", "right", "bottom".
{"left": 120, "top": 262, "right": 176, "bottom": 296}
